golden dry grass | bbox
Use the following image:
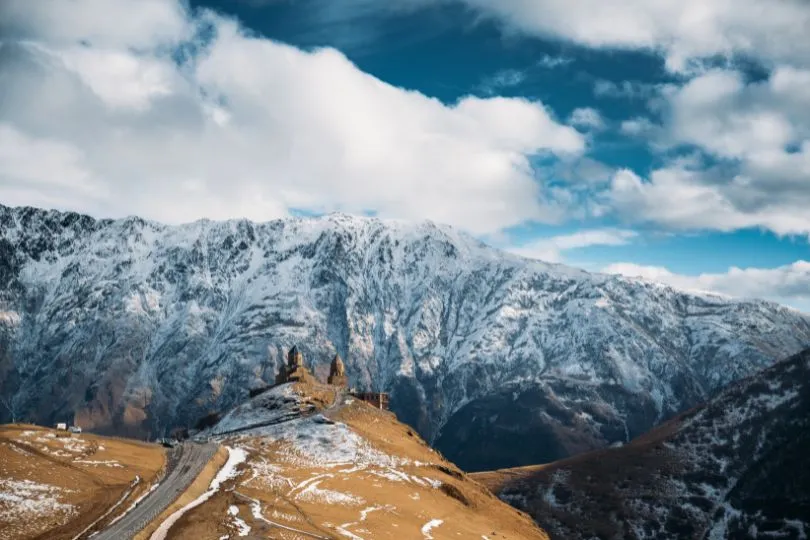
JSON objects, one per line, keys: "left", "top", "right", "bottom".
{"left": 0, "top": 424, "right": 165, "bottom": 540}
{"left": 164, "top": 392, "right": 549, "bottom": 540}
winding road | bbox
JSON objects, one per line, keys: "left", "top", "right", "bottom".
{"left": 90, "top": 442, "right": 218, "bottom": 540}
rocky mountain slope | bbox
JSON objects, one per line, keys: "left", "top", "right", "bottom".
{"left": 1, "top": 203, "right": 810, "bottom": 470}
{"left": 474, "top": 347, "right": 810, "bottom": 539}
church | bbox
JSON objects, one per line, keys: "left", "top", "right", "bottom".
{"left": 274, "top": 346, "right": 389, "bottom": 410}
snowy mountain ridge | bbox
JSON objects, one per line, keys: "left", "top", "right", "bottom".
{"left": 1, "top": 203, "right": 809, "bottom": 468}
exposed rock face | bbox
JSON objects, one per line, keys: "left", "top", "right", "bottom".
{"left": 1, "top": 203, "right": 810, "bottom": 467}
{"left": 476, "top": 348, "right": 810, "bottom": 539}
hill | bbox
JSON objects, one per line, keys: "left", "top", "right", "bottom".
{"left": 0, "top": 424, "right": 165, "bottom": 540}
{"left": 165, "top": 380, "right": 549, "bottom": 539}
{"left": 474, "top": 348, "right": 810, "bottom": 539}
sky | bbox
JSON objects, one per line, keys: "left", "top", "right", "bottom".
{"left": 1, "top": 0, "right": 809, "bottom": 310}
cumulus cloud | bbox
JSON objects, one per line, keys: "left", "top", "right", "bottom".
{"left": 447, "top": 0, "right": 810, "bottom": 72}
{"left": 0, "top": 0, "right": 584, "bottom": 234}
{"left": 603, "top": 261, "right": 810, "bottom": 312}
{"left": 620, "top": 117, "right": 659, "bottom": 138}
{"left": 0, "top": 0, "right": 192, "bottom": 48}
{"left": 607, "top": 66, "right": 810, "bottom": 237}
{"left": 298, "top": 1, "right": 810, "bottom": 71}
{"left": 568, "top": 107, "right": 604, "bottom": 131}
{"left": 509, "top": 228, "right": 637, "bottom": 263}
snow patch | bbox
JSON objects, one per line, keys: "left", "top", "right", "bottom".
{"left": 421, "top": 519, "right": 444, "bottom": 539}
{"left": 0, "top": 479, "right": 75, "bottom": 523}
{"left": 150, "top": 446, "right": 247, "bottom": 540}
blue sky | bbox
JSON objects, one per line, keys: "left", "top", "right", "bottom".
{"left": 1, "top": 0, "right": 809, "bottom": 310}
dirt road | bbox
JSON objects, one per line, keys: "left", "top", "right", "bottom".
{"left": 90, "top": 442, "right": 218, "bottom": 540}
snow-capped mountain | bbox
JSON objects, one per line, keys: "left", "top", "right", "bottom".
{"left": 1, "top": 203, "right": 809, "bottom": 469}
{"left": 477, "top": 347, "right": 810, "bottom": 539}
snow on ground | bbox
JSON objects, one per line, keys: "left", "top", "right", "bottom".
{"left": 227, "top": 505, "right": 251, "bottom": 537}
{"left": 243, "top": 458, "right": 293, "bottom": 490}
{"left": 296, "top": 480, "right": 365, "bottom": 506}
{"left": 150, "top": 447, "right": 247, "bottom": 540}
{"left": 237, "top": 492, "right": 331, "bottom": 540}
{"left": 73, "top": 460, "right": 123, "bottom": 467}
{"left": 15, "top": 431, "right": 91, "bottom": 456}
{"left": 336, "top": 505, "right": 397, "bottom": 540}
{"left": 421, "top": 519, "right": 444, "bottom": 539}
{"left": 1, "top": 442, "right": 32, "bottom": 456}
{"left": 0, "top": 478, "right": 75, "bottom": 523}
{"left": 240, "top": 416, "right": 408, "bottom": 470}
{"left": 212, "top": 384, "right": 299, "bottom": 435}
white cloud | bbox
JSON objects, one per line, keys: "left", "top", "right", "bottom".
{"left": 509, "top": 228, "right": 637, "bottom": 262}
{"left": 54, "top": 46, "right": 179, "bottom": 111}
{"left": 0, "top": 124, "right": 108, "bottom": 210}
{"left": 447, "top": 0, "right": 810, "bottom": 72}
{"left": 309, "top": 1, "right": 810, "bottom": 71}
{"left": 537, "top": 54, "right": 571, "bottom": 69}
{"left": 620, "top": 117, "right": 659, "bottom": 137}
{"left": 668, "top": 70, "right": 800, "bottom": 159}
{"left": 568, "top": 107, "right": 604, "bottom": 131}
{"left": 0, "top": 1, "right": 585, "bottom": 234}
{"left": 477, "top": 68, "right": 527, "bottom": 95}
{"left": 593, "top": 80, "right": 661, "bottom": 99}
{"left": 607, "top": 66, "right": 810, "bottom": 237}
{"left": 0, "top": 0, "right": 191, "bottom": 48}
{"left": 603, "top": 261, "right": 810, "bottom": 312}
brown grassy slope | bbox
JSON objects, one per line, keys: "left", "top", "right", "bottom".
{"left": 472, "top": 349, "right": 810, "bottom": 540}
{"left": 471, "top": 419, "right": 685, "bottom": 538}
{"left": 166, "top": 382, "right": 549, "bottom": 539}
{"left": 0, "top": 424, "right": 165, "bottom": 540}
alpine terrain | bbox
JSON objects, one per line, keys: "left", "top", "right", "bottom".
{"left": 474, "top": 347, "right": 810, "bottom": 539}
{"left": 1, "top": 203, "right": 810, "bottom": 470}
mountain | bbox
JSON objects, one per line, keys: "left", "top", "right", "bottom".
{"left": 1, "top": 203, "right": 810, "bottom": 470}
{"left": 474, "top": 348, "right": 810, "bottom": 539}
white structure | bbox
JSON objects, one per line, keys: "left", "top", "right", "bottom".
{"left": 56, "top": 422, "right": 67, "bottom": 430}
{"left": 69, "top": 426, "right": 82, "bottom": 434}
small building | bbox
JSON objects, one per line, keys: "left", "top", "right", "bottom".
{"left": 350, "top": 392, "right": 390, "bottom": 410}
{"left": 68, "top": 426, "right": 82, "bottom": 434}
{"left": 55, "top": 422, "right": 67, "bottom": 431}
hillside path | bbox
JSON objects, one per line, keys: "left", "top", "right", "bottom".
{"left": 90, "top": 441, "right": 218, "bottom": 540}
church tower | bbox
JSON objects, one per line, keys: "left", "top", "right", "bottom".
{"left": 328, "top": 354, "right": 348, "bottom": 387}
{"left": 275, "top": 345, "right": 315, "bottom": 385}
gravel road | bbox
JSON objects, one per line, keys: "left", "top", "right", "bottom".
{"left": 90, "top": 442, "right": 218, "bottom": 540}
